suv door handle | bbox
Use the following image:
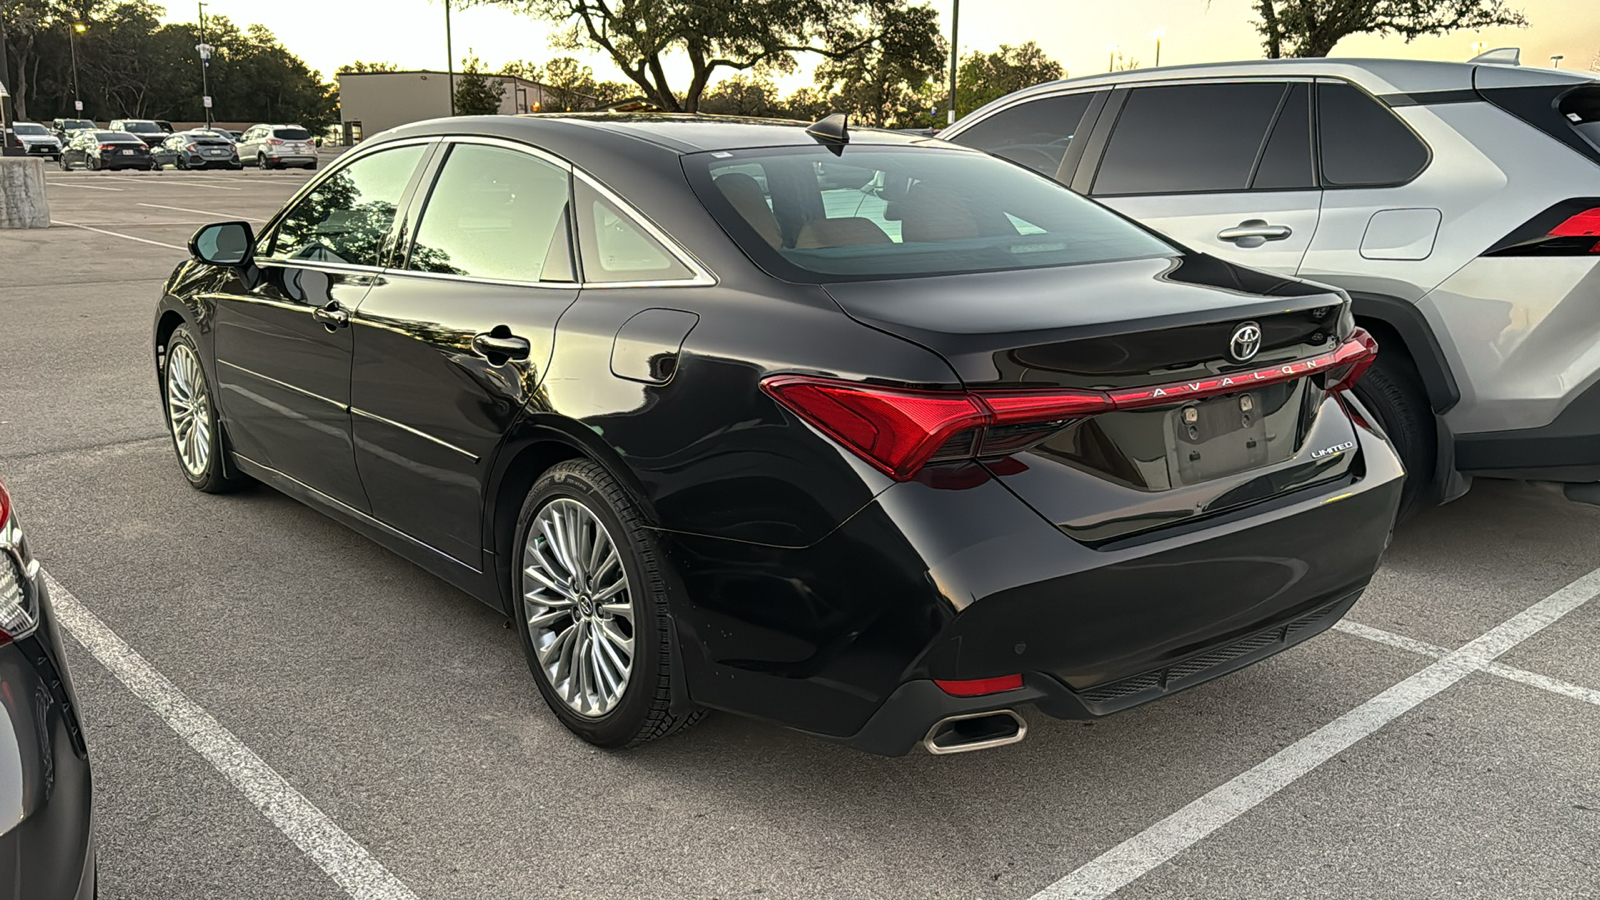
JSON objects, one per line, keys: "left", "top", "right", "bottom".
{"left": 1218, "top": 220, "right": 1293, "bottom": 245}
{"left": 311, "top": 302, "right": 349, "bottom": 329}
{"left": 472, "top": 331, "right": 532, "bottom": 361}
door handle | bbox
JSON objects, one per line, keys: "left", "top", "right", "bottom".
{"left": 311, "top": 302, "right": 349, "bottom": 329}
{"left": 1218, "top": 220, "right": 1293, "bottom": 246}
{"left": 472, "top": 331, "right": 532, "bottom": 362}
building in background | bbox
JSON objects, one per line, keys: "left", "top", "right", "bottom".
{"left": 337, "top": 70, "right": 556, "bottom": 144}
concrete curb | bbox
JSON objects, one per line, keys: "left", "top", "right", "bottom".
{"left": 0, "top": 157, "right": 51, "bottom": 229}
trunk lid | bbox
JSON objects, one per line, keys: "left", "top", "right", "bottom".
{"left": 823, "top": 255, "right": 1366, "bottom": 543}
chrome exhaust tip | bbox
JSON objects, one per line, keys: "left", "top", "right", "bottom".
{"left": 922, "top": 709, "right": 1027, "bottom": 755}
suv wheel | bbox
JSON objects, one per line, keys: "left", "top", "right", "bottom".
{"left": 1350, "top": 350, "right": 1435, "bottom": 520}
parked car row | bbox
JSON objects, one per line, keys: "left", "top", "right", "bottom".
{"left": 39, "top": 118, "right": 317, "bottom": 172}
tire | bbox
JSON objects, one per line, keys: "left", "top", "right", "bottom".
{"left": 512, "top": 460, "right": 705, "bottom": 748}
{"left": 88, "top": 155, "right": 100, "bottom": 171}
{"left": 303, "top": 163, "right": 317, "bottom": 171}
{"left": 1350, "top": 348, "right": 1435, "bottom": 520}
{"left": 58, "top": 156, "right": 71, "bottom": 171}
{"left": 257, "top": 152, "right": 272, "bottom": 170}
{"left": 162, "top": 325, "right": 250, "bottom": 493}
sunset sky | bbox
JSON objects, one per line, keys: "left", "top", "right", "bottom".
{"left": 172, "top": 0, "right": 1600, "bottom": 87}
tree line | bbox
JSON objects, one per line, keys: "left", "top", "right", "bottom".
{"left": 1, "top": 0, "right": 336, "bottom": 126}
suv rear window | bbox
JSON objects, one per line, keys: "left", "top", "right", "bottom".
{"left": 274, "top": 127, "right": 311, "bottom": 140}
{"left": 686, "top": 144, "right": 1173, "bottom": 283}
{"left": 1317, "top": 81, "right": 1429, "bottom": 186}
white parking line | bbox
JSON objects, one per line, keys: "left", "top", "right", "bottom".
{"left": 51, "top": 220, "right": 184, "bottom": 250}
{"left": 44, "top": 572, "right": 420, "bottom": 900}
{"left": 1336, "top": 620, "right": 1600, "bottom": 708}
{"left": 1029, "top": 565, "right": 1600, "bottom": 900}
{"left": 45, "top": 181, "right": 125, "bottom": 191}
{"left": 138, "top": 202, "right": 245, "bottom": 220}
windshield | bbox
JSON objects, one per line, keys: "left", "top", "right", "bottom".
{"left": 685, "top": 144, "right": 1174, "bottom": 283}
{"left": 13, "top": 124, "right": 48, "bottom": 136}
{"left": 63, "top": 119, "right": 93, "bottom": 129}
{"left": 123, "top": 122, "right": 162, "bottom": 133}
{"left": 274, "top": 127, "right": 311, "bottom": 140}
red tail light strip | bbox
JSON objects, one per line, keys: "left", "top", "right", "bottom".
{"left": 762, "top": 329, "right": 1377, "bottom": 481}
{"left": 934, "top": 674, "right": 1024, "bottom": 697}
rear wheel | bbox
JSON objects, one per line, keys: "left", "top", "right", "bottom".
{"left": 512, "top": 460, "right": 704, "bottom": 748}
{"left": 1350, "top": 349, "right": 1435, "bottom": 520}
{"left": 57, "top": 156, "right": 71, "bottom": 171}
{"left": 163, "top": 326, "right": 249, "bottom": 493}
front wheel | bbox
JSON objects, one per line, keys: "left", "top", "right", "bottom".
{"left": 58, "top": 156, "right": 71, "bottom": 171}
{"left": 163, "top": 326, "right": 250, "bottom": 493}
{"left": 513, "top": 460, "right": 704, "bottom": 748}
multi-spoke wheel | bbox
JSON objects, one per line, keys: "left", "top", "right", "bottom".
{"left": 513, "top": 460, "right": 705, "bottom": 747}
{"left": 162, "top": 325, "right": 249, "bottom": 493}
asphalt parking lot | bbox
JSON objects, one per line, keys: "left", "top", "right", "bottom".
{"left": 3, "top": 165, "right": 1599, "bottom": 900}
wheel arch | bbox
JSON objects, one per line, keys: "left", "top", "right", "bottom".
{"left": 482, "top": 414, "right": 661, "bottom": 614}
{"left": 1348, "top": 291, "right": 1460, "bottom": 414}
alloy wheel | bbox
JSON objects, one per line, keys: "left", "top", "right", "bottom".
{"left": 522, "top": 498, "right": 635, "bottom": 718}
{"left": 165, "top": 343, "right": 212, "bottom": 477}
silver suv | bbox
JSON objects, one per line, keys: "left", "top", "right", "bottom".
{"left": 945, "top": 57, "right": 1600, "bottom": 516}
{"left": 237, "top": 123, "right": 317, "bottom": 170}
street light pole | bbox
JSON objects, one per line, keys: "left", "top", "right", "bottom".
{"left": 0, "top": 3, "right": 17, "bottom": 156}
{"left": 1551, "top": 54, "right": 1565, "bottom": 68}
{"left": 1108, "top": 45, "right": 1117, "bottom": 72}
{"left": 197, "top": 2, "right": 213, "bottom": 127}
{"left": 69, "top": 23, "right": 84, "bottom": 117}
{"left": 445, "top": 0, "right": 456, "bottom": 116}
{"left": 1150, "top": 29, "right": 1165, "bottom": 68}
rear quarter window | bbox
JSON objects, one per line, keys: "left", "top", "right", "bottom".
{"left": 1317, "top": 81, "right": 1429, "bottom": 187}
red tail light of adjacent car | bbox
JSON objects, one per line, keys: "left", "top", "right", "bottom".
{"left": 0, "top": 480, "right": 40, "bottom": 646}
{"left": 764, "top": 329, "right": 1379, "bottom": 482}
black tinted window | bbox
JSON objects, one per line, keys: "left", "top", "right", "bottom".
{"left": 274, "top": 127, "right": 311, "bottom": 140}
{"left": 408, "top": 144, "right": 573, "bottom": 282}
{"left": 1094, "top": 82, "right": 1287, "bottom": 195}
{"left": 953, "top": 93, "right": 1094, "bottom": 178}
{"left": 268, "top": 145, "right": 425, "bottom": 267}
{"left": 1317, "top": 81, "right": 1427, "bottom": 186}
{"left": 1252, "top": 83, "right": 1314, "bottom": 190}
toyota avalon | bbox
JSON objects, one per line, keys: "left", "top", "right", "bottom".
{"left": 152, "top": 113, "right": 1402, "bottom": 755}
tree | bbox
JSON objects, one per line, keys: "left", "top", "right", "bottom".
{"left": 813, "top": 2, "right": 943, "bottom": 127}
{"left": 534, "top": 55, "right": 597, "bottom": 111}
{"left": 454, "top": 51, "right": 505, "bottom": 115}
{"left": 1251, "top": 0, "right": 1527, "bottom": 58}
{"left": 588, "top": 79, "right": 634, "bottom": 108}
{"left": 698, "top": 74, "right": 784, "bottom": 117}
{"left": 955, "top": 41, "right": 1063, "bottom": 115}
{"left": 480, "top": 0, "right": 933, "bottom": 114}
{"left": 781, "top": 86, "right": 837, "bottom": 121}
{"left": 1112, "top": 52, "right": 1140, "bottom": 71}
{"left": 339, "top": 60, "right": 399, "bottom": 73}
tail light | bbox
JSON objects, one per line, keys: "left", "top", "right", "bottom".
{"left": 1486, "top": 201, "right": 1600, "bottom": 256}
{"left": 186, "top": 143, "right": 200, "bottom": 152}
{"left": 0, "top": 480, "right": 40, "bottom": 646}
{"left": 763, "top": 329, "right": 1379, "bottom": 481}
{"left": 98, "top": 143, "right": 117, "bottom": 151}
{"left": 268, "top": 138, "right": 285, "bottom": 145}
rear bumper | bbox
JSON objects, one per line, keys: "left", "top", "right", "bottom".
{"left": 0, "top": 581, "right": 95, "bottom": 897}
{"left": 666, "top": 418, "right": 1404, "bottom": 754}
{"left": 1456, "top": 376, "right": 1600, "bottom": 481}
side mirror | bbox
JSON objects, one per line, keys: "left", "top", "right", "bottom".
{"left": 190, "top": 221, "right": 255, "bottom": 266}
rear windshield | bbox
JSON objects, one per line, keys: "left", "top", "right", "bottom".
{"left": 13, "top": 124, "right": 48, "bottom": 135}
{"left": 685, "top": 144, "right": 1173, "bottom": 283}
{"left": 60, "top": 120, "right": 93, "bottom": 130}
{"left": 188, "top": 132, "right": 231, "bottom": 142}
{"left": 96, "top": 132, "right": 137, "bottom": 142}
{"left": 122, "top": 121, "right": 162, "bottom": 133}
{"left": 274, "top": 127, "right": 311, "bottom": 140}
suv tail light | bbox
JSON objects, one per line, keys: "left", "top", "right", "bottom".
{"left": 268, "top": 138, "right": 285, "bottom": 145}
{"left": 763, "top": 329, "right": 1378, "bottom": 481}
{"left": 1486, "top": 200, "right": 1600, "bottom": 256}
{"left": 0, "top": 480, "right": 40, "bottom": 646}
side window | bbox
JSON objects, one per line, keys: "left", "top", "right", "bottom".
{"left": 406, "top": 143, "right": 573, "bottom": 282}
{"left": 1093, "top": 82, "right": 1288, "bottom": 196}
{"left": 1317, "top": 81, "right": 1428, "bottom": 187}
{"left": 267, "top": 144, "right": 425, "bottom": 267}
{"left": 952, "top": 93, "right": 1095, "bottom": 178}
{"left": 1252, "top": 82, "right": 1315, "bottom": 190}
{"left": 574, "top": 180, "right": 695, "bottom": 283}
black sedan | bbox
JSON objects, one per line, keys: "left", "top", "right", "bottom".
{"left": 0, "top": 480, "right": 95, "bottom": 897}
{"left": 59, "top": 130, "right": 153, "bottom": 171}
{"left": 152, "top": 114, "right": 1402, "bottom": 755}
{"left": 152, "top": 130, "right": 242, "bottom": 170}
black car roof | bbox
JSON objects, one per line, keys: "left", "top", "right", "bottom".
{"left": 378, "top": 113, "right": 944, "bottom": 157}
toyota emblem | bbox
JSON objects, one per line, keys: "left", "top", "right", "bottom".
{"left": 1229, "top": 322, "right": 1262, "bottom": 363}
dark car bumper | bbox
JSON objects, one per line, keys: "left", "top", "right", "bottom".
{"left": 0, "top": 578, "right": 96, "bottom": 897}
{"left": 665, "top": 416, "right": 1404, "bottom": 755}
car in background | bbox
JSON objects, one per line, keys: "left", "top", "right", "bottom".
{"left": 944, "top": 57, "right": 1600, "bottom": 518}
{"left": 154, "top": 119, "right": 175, "bottom": 134}
{"left": 11, "top": 122, "right": 62, "bottom": 160}
{"left": 220, "top": 129, "right": 243, "bottom": 142}
{"left": 153, "top": 115, "right": 1400, "bottom": 756}
{"left": 60, "top": 130, "right": 155, "bottom": 171}
{"left": 107, "top": 118, "right": 168, "bottom": 147}
{"left": 237, "top": 123, "right": 317, "bottom": 169}
{"left": 152, "top": 130, "right": 242, "bottom": 170}
{"left": 50, "top": 117, "right": 96, "bottom": 144}
{"left": 0, "top": 478, "right": 96, "bottom": 898}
